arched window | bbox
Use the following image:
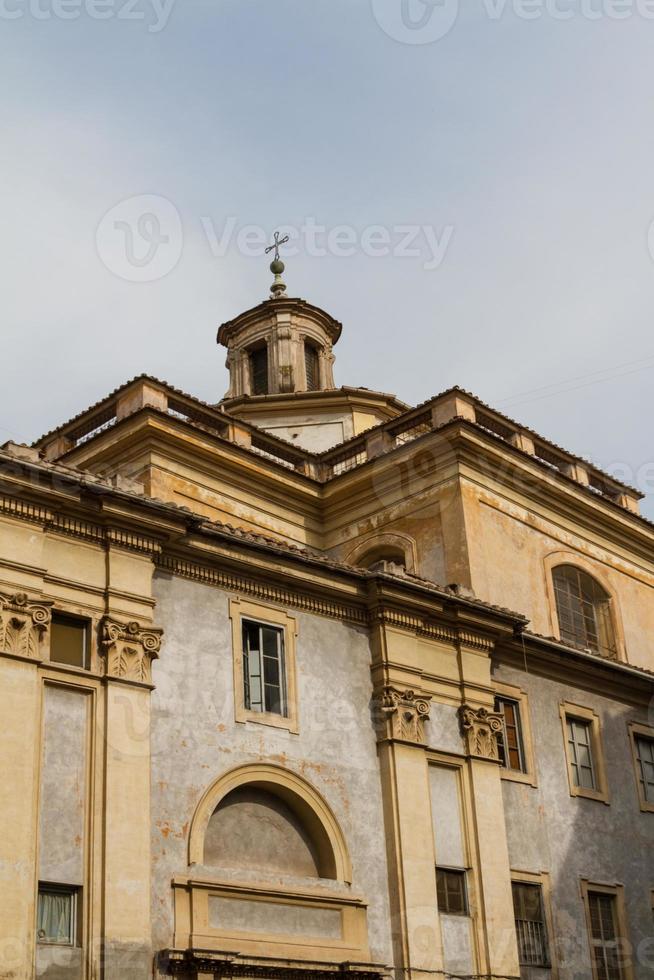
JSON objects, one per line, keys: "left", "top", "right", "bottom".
{"left": 304, "top": 343, "right": 320, "bottom": 392}
{"left": 552, "top": 565, "right": 616, "bottom": 659}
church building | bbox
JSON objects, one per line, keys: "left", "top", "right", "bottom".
{"left": 1, "top": 256, "right": 654, "bottom": 980}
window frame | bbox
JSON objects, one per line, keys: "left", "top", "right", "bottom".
{"left": 493, "top": 682, "right": 537, "bottom": 786}
{"left": 628, "top": 722, "right": 654, "bottom": 813}
{"left": 544, "top": 554, "right": 625, "bottom": 663}
{"left": 511, "top": 871, "right": 556, "bottom": 975}
{"left": 36, "top": 883, "right": 80, "bottom": 947}
{"left": 49, "top": 611, "right": 91, "bottom": 671}
{"left": 559, "top": 703, "right": 609, "bottom": 804}
{"left": 249, "top": 344, "right": 269, "bottom": 396}
{"left": 304, "top": 341, "right": 320, "bottom": 392}
{"left": 580, "top": 880, "right": 631, "bottom": 980}
{"left": 229, "top": 597, "right": 298, "bottom": 734}
{"left": 435, "top": 866, "right": 469, "bottom": 917}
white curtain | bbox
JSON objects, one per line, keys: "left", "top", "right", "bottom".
{"left": 37, "top": 891, "right": 72, "bottom": 944}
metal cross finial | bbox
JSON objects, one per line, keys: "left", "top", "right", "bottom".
{"left": 265, "top": 231, "right": 290, "bottom": 262}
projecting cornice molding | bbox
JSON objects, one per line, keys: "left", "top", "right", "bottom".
{"left": 0, "top": 592, "right": 52, "bottom": 661}
{"left": 458, "top": 704, "right": 504, "bottom": 761}
{"left": 101, "top": 617, "right": 163, "bottom": 685}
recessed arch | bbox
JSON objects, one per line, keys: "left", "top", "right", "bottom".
{"left": 344, "top": 532, "right": 417, "bottom": 574}
{"left": 188, "top": 763, "right": 352, "bottom": 883}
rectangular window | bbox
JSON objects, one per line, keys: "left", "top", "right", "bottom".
{"left": 305, "top": 344, "right": 319, "bottom": 391}
{"left": 36, "top": 885, "right": 78, "bottom": 946}
{"left": 436, "top": 868, "right": 468, "bottom": 915}
{"left": 567, "top": 717, "right": 597, "bottom": 790}
{"left": 242, "top": 619, "right": 286, "bottom": 716}
{"left": 50, "top": 614, "right": 89, "bottom": 669}
{"left": 588, "top": 891, "right": 622, "bottom": 980}
{"left": 635, "top": 735, "right": 654, "bottom": 804}
{"left": 495, "top": 696, "right": 526, "bottom": 772}
{"left": 512, "top": 881, "right": 550, "bottom": 967}
{"left": 250, "top": 347, "right": 268, "bottom": 395}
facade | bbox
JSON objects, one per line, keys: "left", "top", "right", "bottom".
{"left": 2, "top": 267, "right": 654, "bottom": 980}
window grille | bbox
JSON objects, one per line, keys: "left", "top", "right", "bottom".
{"left": 512, "top": 882, "right": 550, "bottom": 967}
{"left": 588, "top": 892, "right": 622, "bottom": 980}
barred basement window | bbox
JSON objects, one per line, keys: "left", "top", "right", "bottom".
{"left": 495, "top": 696, "right": 526, "bottom": 773}
{"left": 588, "top": 891, "right": 622, "bottom": 980}
{"left": 36, "top": 885, "right": 78, "bottom": 946}
{"left": 436, "top": 868, "right": 468, "bottom": 915}
{"left": 50, "top": 613, "right": 89, "bottom": 669}
{"left": 250, "top": 346, "right": 269, "bottom": 395}
{"left": 567, "top": 717, "right": 597, "bottom": 791}
{"left": 552, "top": 565, "right": 617, "bottom": 659}
{"left": 242, "top": 619, "right": 287, "bottom": 716}
{"left": 305, "top": 343, "right": 319, "bottom": 392}
{"left": 512, "top": 882, "right": 550, "bottom": 967}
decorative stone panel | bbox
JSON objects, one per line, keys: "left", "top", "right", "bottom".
{"left": 458, "top": 704, "right": 504, "bottom": 761}
{"left": 0, "top": 592, "right": 52, "bottom": 660}
{"left": 377, "top": 687, "right": 431, "bottom": 744}
{"left": 101, "top": 617, "right": 162, "bottom": 684}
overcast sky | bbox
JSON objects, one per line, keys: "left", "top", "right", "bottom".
{"left": 2, "top": 0, "right": 654, "bottom": 514}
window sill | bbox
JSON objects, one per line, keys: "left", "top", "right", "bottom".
{"left": 568, "top": 786, "right": 610, "bottom": 805}
{"left": 500, "top": 768, "right": 538, "bottom": 788}
{"left": 236, "top": 708, "right": 299, "bottom": 735}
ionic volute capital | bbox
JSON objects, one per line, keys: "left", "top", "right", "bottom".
{"left": 101, "top": 617, "right": 162, "bottom": 685}
{"left": 458, "top": 704, "right": 504, "bottom": 761}
{"left": 0, "top": 592, "right": 52, "bottom": 660}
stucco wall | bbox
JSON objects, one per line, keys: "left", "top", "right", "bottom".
{"left": 149, "top": 572, "right": 394, "bottom": 967}
{"left": 463, "top": 481, "right": 654, "bottom": 672}
{"left": 495, "top": 663, "right": 654, "bottom": 980}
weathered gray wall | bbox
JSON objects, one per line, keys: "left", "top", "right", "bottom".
{"left": 150, "top": 572, "right": 394, "bottom": 967}
{"left": 495, "top": 664, "right": 654, "bottom": 980}
{"left": 36, "top": 685, "right": 87, "bottom": 980}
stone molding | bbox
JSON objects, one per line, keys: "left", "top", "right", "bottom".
{"left": 377, "top": 686, "right": 431, "bottom": 745}
{"left": 0, "top": 592, "right": 52, "bottom": 660}
{"left": 458, "top": 704, "right": 504, "bottom": 761}
{"left": 101, "top": 617, "right": 163, "bottom": 684}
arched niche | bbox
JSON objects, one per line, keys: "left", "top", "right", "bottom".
{"left": 188, "top": 763, "right": 352, "bottom": 884}
{"left": 345, "top": 532, "right": 417, "bottom": 574}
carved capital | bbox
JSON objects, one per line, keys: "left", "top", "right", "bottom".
{"left": 458, "top": 704, "right": 504, "bottom": 761}
{"left": 377, "top": 686, "right": 431, "bottom": 744}
{"left": 101, "top": 617, "right": 162, "bottom": 684}
{"left": 0, "top": 592, "right": 52, "bottom": 660}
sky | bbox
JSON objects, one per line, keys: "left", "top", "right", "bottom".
{"left": 2, "top": 0, "right": 654, "bottom": 513}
